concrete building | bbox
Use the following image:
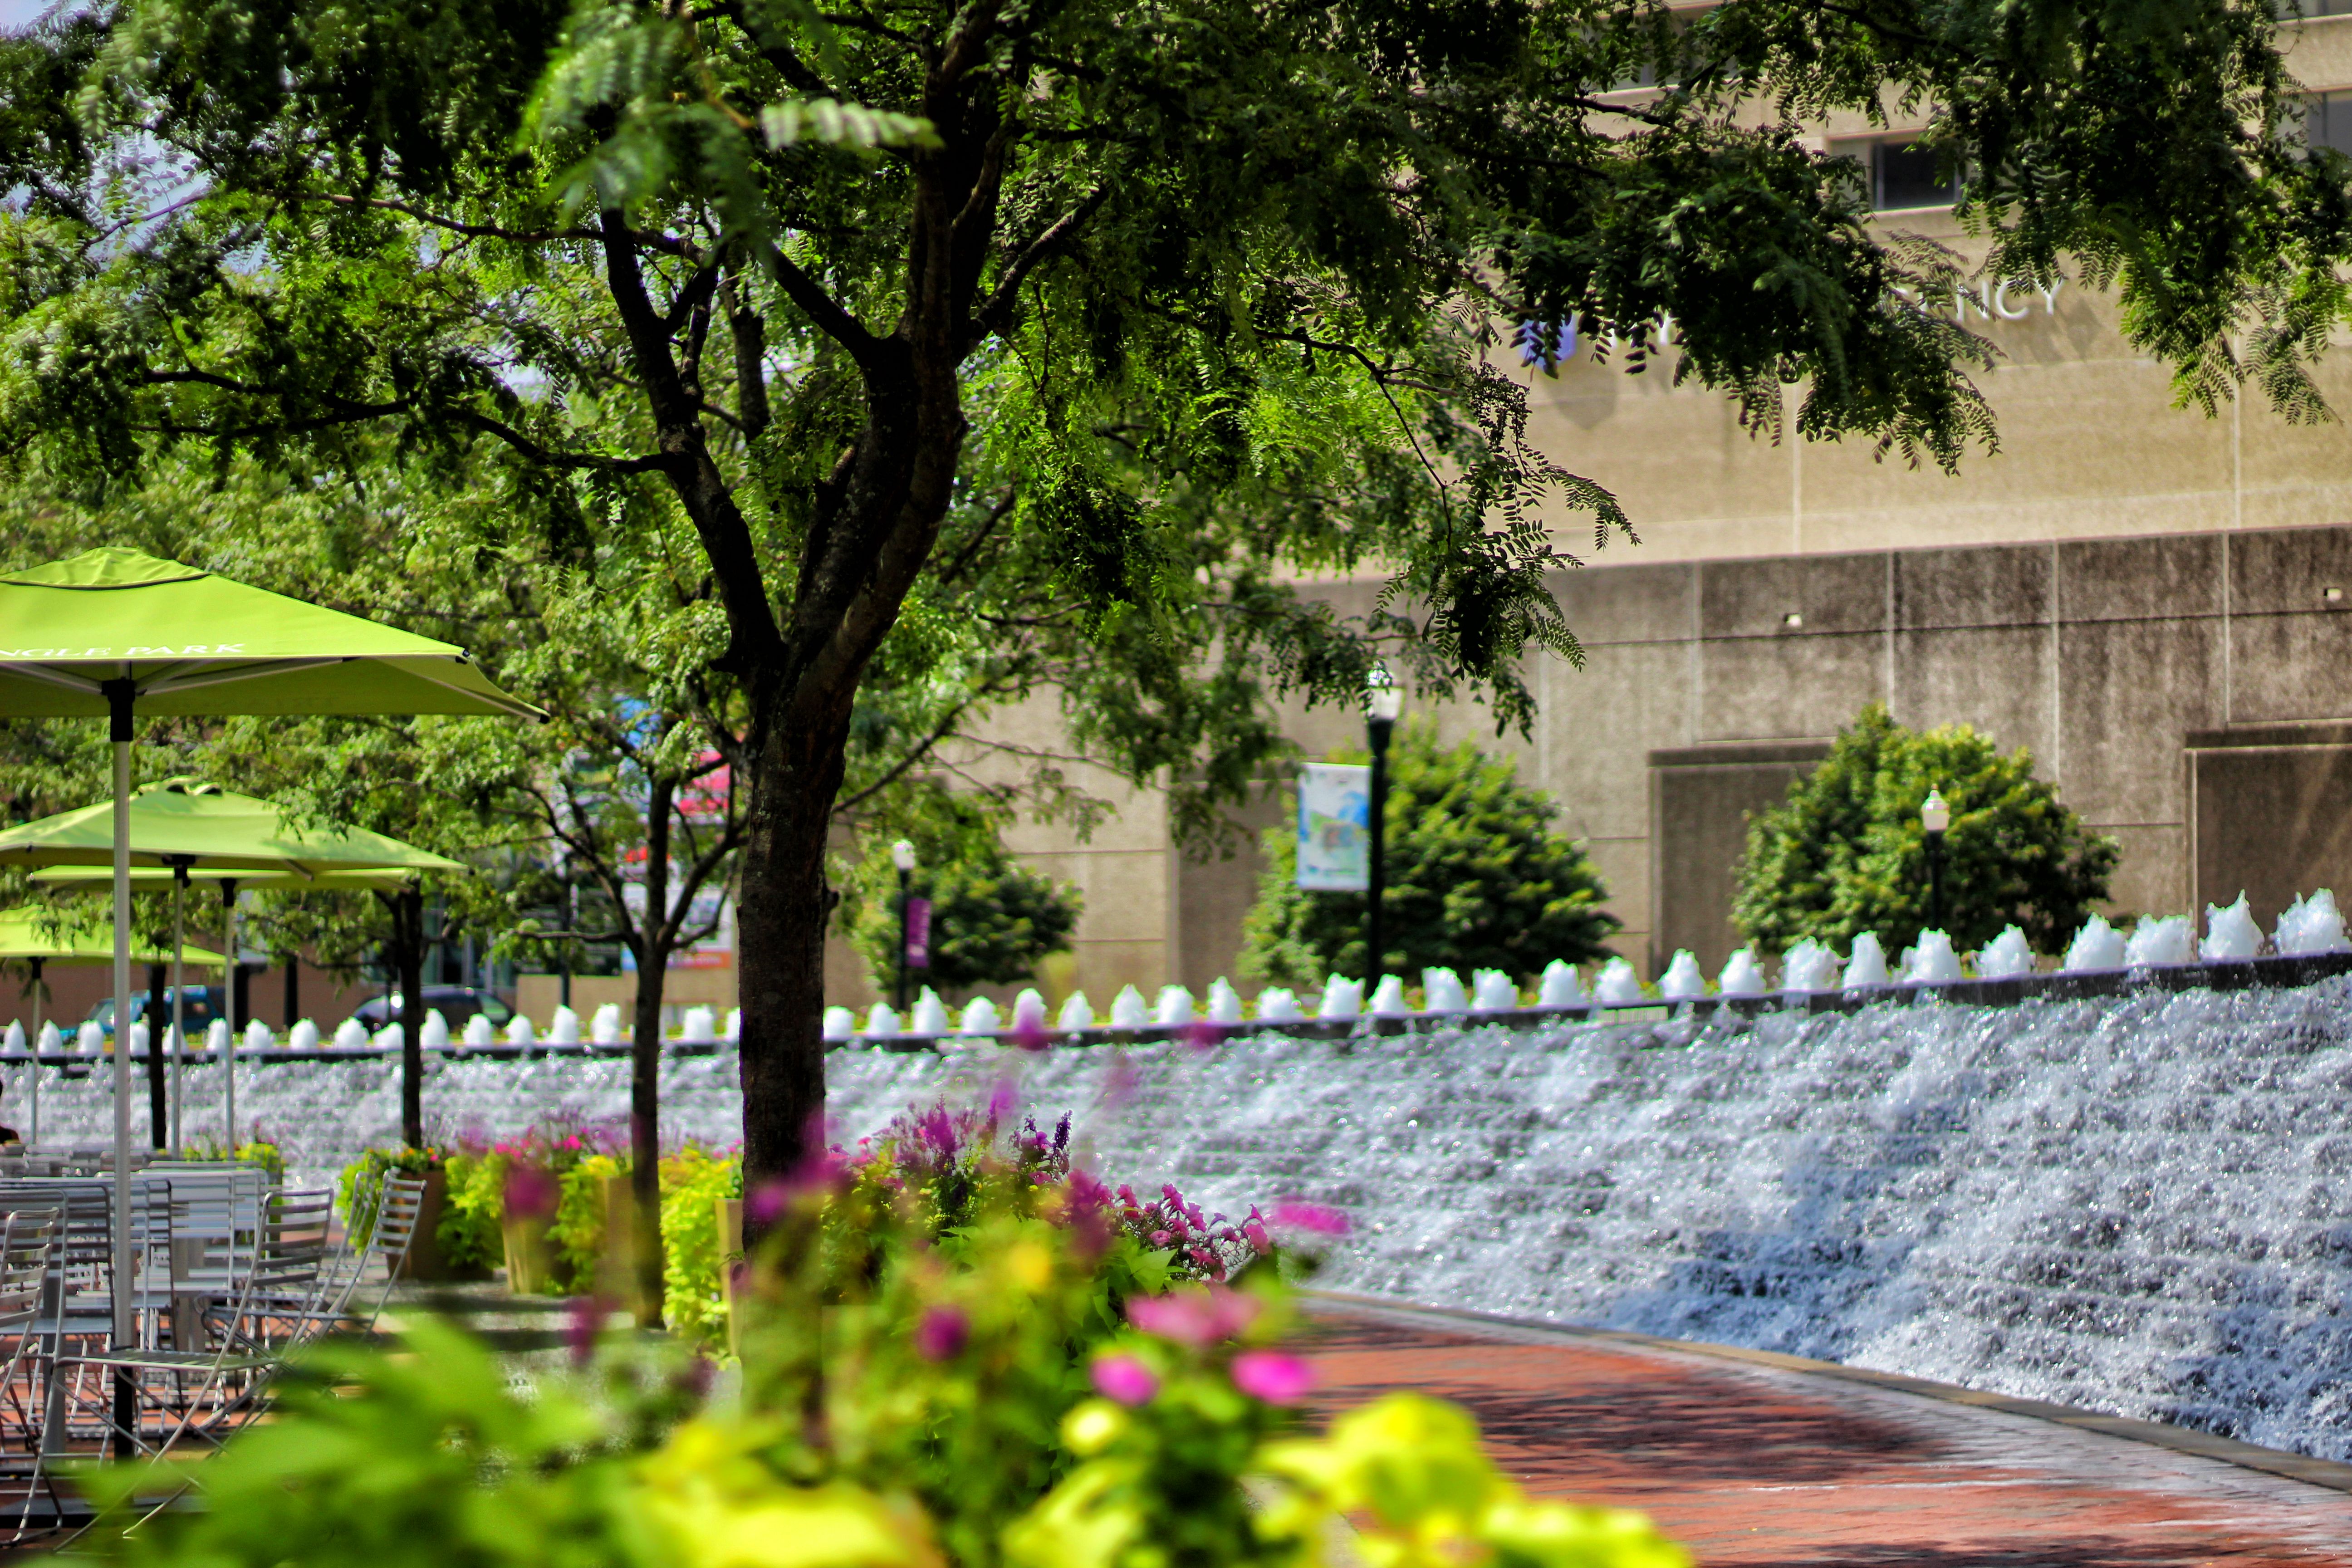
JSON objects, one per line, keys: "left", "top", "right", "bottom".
{"left": 825, "top": 16, "right": 2352, "bottom": 1008}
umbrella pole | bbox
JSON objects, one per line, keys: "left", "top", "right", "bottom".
{"left": 223, "top": 882, "right": 238, "bottom": 1152}
{"left": 27, "top": 956, "right": 39, "bottom": 1150}
{"left": 105, "top": 685, "right": 135, "bottom": 1449}
{"left": 170, "top": 870, "right": 185, "bottom": 1156}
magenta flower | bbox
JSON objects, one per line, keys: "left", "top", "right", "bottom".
{"left": 1243, "top": 1220, "right": 1269, "bottom": 1251}
{"left": 1150, "top": 1229, "right": 1173, "bottom": 1247}
{"left": 1268, "top": 1200, "right": 1351, "bottom": 1236}
{"left": 1128, "top": 1284, "right": 1261, "bottom": 1346}
{"left": 987, "top": 1078, "right": 1019, "bottom": 1122}
{"left": 504, "top": 1164, "right": 559, "bottom": 1222}
{"left": 914, "top": 1305, "right": 970, "bottom": 1362}
{"left": 746, "top": 1177, "right": 795, "bottom": 1226}
{"left": 1091, "top": 1353, "right": 1159, "bottom": 1406}
{"left": 564, "top": 1293, "right": 609, "bottom": 1367}
{"left": 1013, "top": 1015, "right": 1050, "bottom": 1052}
{"left": 1231, "top": 1351, "right": 1317, "bottom": 1404}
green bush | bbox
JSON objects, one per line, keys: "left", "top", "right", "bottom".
{"left": 1241, "top": 723, "right": 1621, "bottom": 987}
{"left": 851, "top": 846, "right": 1083, "bottom": 993}
{"left": 1733, "top": 703, "right": 2119, "bottom": 957}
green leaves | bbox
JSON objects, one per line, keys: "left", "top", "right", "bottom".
{"left": 1242, "top": 721, "right": 1622, "bottom": 987}
{"left": 1732, "top": 702, "right": 2121, "bottom": 957}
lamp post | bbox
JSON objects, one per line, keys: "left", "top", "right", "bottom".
{"left": 1921, "top": 787, "right": 1950, "bottom": 932}
{"left": 1364, "top": 667, "right": 1403, "bottom": 985}
{"left": 892, "top": 839, "right": 916, "bottom": 1012}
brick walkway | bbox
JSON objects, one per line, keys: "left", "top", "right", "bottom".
{"left": 1302, "top": 1299, "right": 2352, "bottom": 1567}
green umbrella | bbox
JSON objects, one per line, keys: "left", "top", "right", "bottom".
{"left": 0, "top": 907, "right": 228, "bottom": 1148}
{"left": 32, "top": 842, "right": 437, "bottom": 1149}
{"left": 0, "top": 546, "right": 532, "bottom": 1355}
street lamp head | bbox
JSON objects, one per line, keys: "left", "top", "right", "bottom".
{"left": 1921, "top": 788, "right": 1950, "bottom": 835}
{"left": 1364, "top": 665, "right": 1403, "bottom": 724}
{"left": 891, "top": 838, "right": 917, "bottom": 872}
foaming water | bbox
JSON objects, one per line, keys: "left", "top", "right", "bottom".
{"left": 21, "top": 981, "right": 2352, "bottom": 1457}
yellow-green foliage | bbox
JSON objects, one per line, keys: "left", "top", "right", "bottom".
{"left": 437, "top": 1150, "right": 512, "bottom": 1275}
{"left": 659, "top": 1147, "right": 740, "bottom": 1343}
{"left": 552, "top": 1154, "right": 623, "bottom": 1295}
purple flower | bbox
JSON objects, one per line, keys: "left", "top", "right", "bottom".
{"left": 1091, "top": 1353, "right": 1159, "bottom": 1406}
{"left": 565, "top": 1294, "right": 608, "bottom": 1368}
{"left": 1013, "top": 1015, "right": 1050, "bottom": 1053}
{"left": 988, "top": 1078, "right": 1019, "bottom": 1123}
{"left": 1231, "top": 1350, "right": 1317, "bottom": 1405}
{"left": 1268, "top": 1200, "right": 1351, "bottom": 1237}
{"left": 914, "top": 1305, "right": 970, "bottom": 1362}
{"left": 1128, "top": 1284, "right": 1260, "bottom": 1346}
{"left": 504, "top": 1164, "right": 559, "bottom": 1222}
{"left": 746, "top": 1177, "right": 795, "bottom": 1227}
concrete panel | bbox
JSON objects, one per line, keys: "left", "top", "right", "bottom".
{"left": 1171, "top": 786, "right": 1284, "bottom": 993}
{"left": 2228, "top": 528, "right": 2352, "bottom": 617}
{"left": 1698, "top": 632, "right": 1884, "bottom": 744}
{"left": 1544, "top": 639, "right": 1697, "bottom": 842}
{"left": 1890, "top": 625, "right": 2056, "bottom": 764}
{"left": 1648, "top": 746, "right": 1829, "bottom": 978}
{"left": 1893, "top": 544, "right": 2053, "bottom": 631}
{"left": 1548, "top": 561, "right": 1694, "bottom": 647}
{"left": 1699, "top": 552, "right": 1886, "bottom": 639}
{"left": 2056, "top": 617, "right": 2222, "bottom": 825}
{"left": 2190, "top": 742, "right": 2352, "bottom": 936}
{"left": 1582, "top": 836, "right": 1651, "bottom": 968}
{"left": 2225, "top": 613, "right": 2352, "bottom": 724}
{"left": 2058, "top": 534, "right": 2223, "bottom": 624}
{"left": 2100, "top": 823, "right": 2190, "bottom": 926}
{"left": 1018, "top": 848, "right": 1167, "bottom": 947}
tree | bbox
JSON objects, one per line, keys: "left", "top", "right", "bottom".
{"left": 848, "top": 842, "right": 1080, "bottom": 996}
{"left": 1732, "top": 703, "right": 2118, "bottom": 958}
{"left": 1242, "top": 725, "right": 1620, "bottom": 989}
{"left": 5, "top": 0, "right": 2344, "bottom": 1201}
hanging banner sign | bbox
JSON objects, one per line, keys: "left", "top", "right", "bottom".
{"left": 1296, "top": 764, "right": 1371, "bottom": 892}
{"left": 905, "top": 897, "right": 933, "bottom": 967}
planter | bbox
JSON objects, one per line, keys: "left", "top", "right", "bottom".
{"left": 398, "top": 1168, "right": 451, "bottom": 1281}
{"left": 501, "top": 1210, "right": 556, "bottom": 1296}
{"left": 598, "top": 1173, "right": 646, "bottom": 1315}
{"left": 718, "top": 1196, "right": 744, "bottom": 1356}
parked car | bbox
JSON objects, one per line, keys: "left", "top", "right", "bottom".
{"left": 347, "top": 986, "right": 516, "bottom": 1035}
{"left": 85, "top": 986, "right": 230, "bottom": 1037}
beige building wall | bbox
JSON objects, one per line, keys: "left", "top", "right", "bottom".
{"left": 823, "top": 20, "right": 2352, "bottom": 1006}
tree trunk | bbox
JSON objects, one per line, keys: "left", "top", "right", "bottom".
{"left": 630, "top": 779, "right": 674, "bottom": 1328}
{"left": 397, "top": 887, "right": 426, "bottom": 1148}
{"left": 144, "top": 962, "right": 166, "bottom": 1149}
{"left": 735, "top": 699, "right": 855, "bottom": 1232}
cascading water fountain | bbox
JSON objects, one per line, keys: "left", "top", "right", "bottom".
{"left": 15, "top": 908, "right": 2352, "bottom": 1459}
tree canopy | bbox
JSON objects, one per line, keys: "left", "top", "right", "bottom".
{"left": 2, "top": 0, "right": 2343, "bottom": 1192}
{"left": 1732, "top": 704, "right": 2119, "bottom": 957}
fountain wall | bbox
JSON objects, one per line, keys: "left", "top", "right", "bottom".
{"left": 22, "top": 978, "right": 2352, "bottom": 1460}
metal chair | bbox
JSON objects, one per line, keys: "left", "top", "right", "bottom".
{"left": 49, "top": 1188, "right": 329, "bottom": 1462}
{"left": 0, "top": 1209, "right": 62, "bottom": 1543}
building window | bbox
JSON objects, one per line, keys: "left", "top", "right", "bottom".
{"left": 2301, "top": 91, "right": 2352, "bottom": 157}
{"left": 1830, "top": 136, "right": 1960, "bottom": 211}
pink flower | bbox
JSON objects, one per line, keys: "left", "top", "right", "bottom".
{"left": 1091, "top": 1353, "right": 1159, "bottom": 1406}
{"left": 1150, "top": 1230, "right": 1173, "bottom": 1247}
{"left": 1268, "top": 1200, "right": 1350, "bottom": 1236}
{"left": 1127, "top": 1284, "right": 1261, "bottom": 1346}
{"left": 1231, "top": 1351, "right": 1316, "bottom": 1404}
{"left": 914, "top": 1305, "right": 969, "bottom": 1362}
{"left": 564, "top": 1293, "right": 609, "bottom": 1367}
{"left": 1243, "top": 1221, "right": 1269, "bottom": 1251}
{"left": 504, "top": 1164, "right": 559, "bottom": 1222}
